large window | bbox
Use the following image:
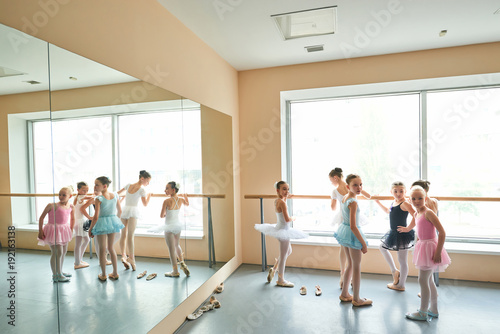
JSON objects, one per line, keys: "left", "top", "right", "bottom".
{"left": 287, "top": 87, "right": 500, "bottom": 241}
{"left": 31, "top": 108, "right": 202, "bottom": 231}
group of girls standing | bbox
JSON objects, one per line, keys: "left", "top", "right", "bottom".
{"left": 255, "top": 167, "right": 451, "bottom": 321}
{"left": 37, "top": 170, "right": 190, "bottom": 282}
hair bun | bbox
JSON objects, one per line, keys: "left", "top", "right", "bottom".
{"left": 335, "top": 167, "right": 342, "bottom": 172}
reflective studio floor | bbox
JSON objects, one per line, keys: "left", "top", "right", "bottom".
{"left": 176, "top": 264, "right": 500, "bottom": 334}
{"left": 0, "top": 249, "right": 225, "bottom": 334}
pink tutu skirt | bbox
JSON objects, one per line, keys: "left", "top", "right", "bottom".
{"left": 38, "top": 223, "right": 73, "bottom": 246}
{"left": 412, "top": 239, "right": 451, "bottom": 272}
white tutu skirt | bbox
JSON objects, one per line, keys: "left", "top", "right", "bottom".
{"left": 73, "top": 217, "right": 88, "bottom": 237}
{"left": 254, "top": 222, "right": 308, "bottom": 241}
{"left": 149, "top": 223, "right": 183, "bottom": 235}
{"left": 121, "top": 206, "right": 142, "bottom": 219}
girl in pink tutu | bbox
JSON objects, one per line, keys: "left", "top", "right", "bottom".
{"left": 38, "top": 186, "right": 76, "bottom": 282}
{"left": 398, "top": 185, "right": 451, "bottom": 320}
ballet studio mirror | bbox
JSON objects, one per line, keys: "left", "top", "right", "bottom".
{"left": 0, "top": 22, "right": 235, "bottom": 333}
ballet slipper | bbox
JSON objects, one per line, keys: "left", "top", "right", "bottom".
{"left": 299, "top": 286, "right": 307, "bottom": 295}
{"left": 405, "top": 309, "right": 428, "bottom": 321}
{"left": 315, "top": 285, "right": 322, "bottom": 296}
{"left": 387, "top": 283, "right": 405, "bottom": 291}
{"left": 276, "top": 274, "right": 294, "bottom": 288}
{"left": 267, "top": 258, "right": 277, "bottom": 283}
{"left": 128, "top": 258, "right": 136, "bottom": 271}
{"left": 209, "top": 296, "right": 221, "bottom": 308}
{"left": 146, "top": 273, "right": 157, "bottom": 281}
{"left": 108, "top": 273, "right": 119, "bottom": 280}
{"left": 392, "top": 270, "right": 400, "bottom": 285}
{"left": 122, "top": 258, "right": 130, "bottom": 270}
{"left": 427, "top": 310, "right": 439, "bottom": 319}
{"left": 98, "top": 274, "right": 107, "bottom": 281}
{"left": 62, "top": 272, "right": 72, "bottom": 277}
{"left": 106, "top": 260, "right": 112, "bottom": 266}
{"left": 352, "top": 298, "right": 373, "bottom": 307}
{"left": 80, "top": 261, "right": 89, "bottom": 266}
{"left": 74, "top": 263, "right": 89, "bottom": 269}
{"left": 215, "top": 282, "right": 224, "bottom": 293}
{"left": 165, "top": 271, "right": 180, "bottom": 277}
{"left": 137, "top": 270, "right": 147, "bottom": 279}
{"left": 179, "top": 261, "right": 190, "bottom": 276}
{"left": 339, "top": 294, "right": 353, "bottom": 302}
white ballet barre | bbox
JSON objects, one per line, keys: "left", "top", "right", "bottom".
{"left": 245, "top": 194, "right": 500, "bottom": 272}
{"left": 2, "top": 192, "right": 225, "bottom": 268}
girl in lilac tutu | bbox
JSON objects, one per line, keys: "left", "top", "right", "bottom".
{"left": 38, "top": 186, "right": 75, "bottom": 282}
{"left": 254, "top": 181, "right": 307, "bottom": 287}
{"left": 89, "top": 176, "right": 124, "bottom": 281}
{"left": 398, "top": 186, "right": 451, "bottom": 321}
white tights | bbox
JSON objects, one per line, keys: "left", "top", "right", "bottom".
{"left": 74, "top": 235, "right": 90, "bottom": 266}
{"left": 379, "top": 244, "right": 409, "bottom": 287}
{"left": 275, "top": 239, "right": 292, "bottom": 281}
{"left": 49, "top": 244, "right": 68, "bottom": 275}
{"left": 419, "top": 269, "right": 439, "bottom": 313}
{"left": 164, "top": 232, "right": 184, "bottom": 272}
{"left": 120, "top": 217, "right": 137, "bottom": 261}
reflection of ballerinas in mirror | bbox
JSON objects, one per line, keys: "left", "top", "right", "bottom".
{"left": 73, "top": 182, "right": 92, "bottom": 269}
{"left": 89, "top": 176, "right": 124, "bottom": 281}
{"left": 254, "top": 181, "right": 308, "bottom": 288}
{"left": 117, "top": 170, "right": 152, "bottom": 271}
{"left": 150, "top": 181, "right": 190, "bottom": 277}
{"left": 38, "top": 186, "right": 75, "bottom": 282}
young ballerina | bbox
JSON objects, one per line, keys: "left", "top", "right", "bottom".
{"left": 329, "top": 167, "right": 372, "bottom": 289}
{"left": 254, "top": 181, "right": 308, "bottom": 287}
{"left": 89, "top": 176, "right": 124, "bottom": 281}
{"left": 38, "top": 186, "right": 75, "bottom": 282}
{"left": 117, "top": 170, "right": 152, "bottom": 271}
{"left": 412, "top": 180, "right": 438, "bottom": 214}
{"left": 398, "top": 186, "right": 451, "bottom": 320}
{"left": 150, "top": 181, "right": 190, "bottom": 277}
{"left": 73, "top": 182, "right": 92, "bottom": 269}
{"left": 375, "top": 181, "right": 416, "bottom": 291}
{"left": 334, "top": 174, "right": 372, "bottom": 306}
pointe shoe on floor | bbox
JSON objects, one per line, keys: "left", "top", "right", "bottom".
{"left": 352, "top": 298, "right": 373, "bottom": 307}
{"left": 98, "top": 274, "right": 107, "bottom": 281}
{"left": 146, "top": 273, "right": 157, "bottom": 281}
{"left": 339, "top": 295, "right": 353, "bottom": 302}
{"left": 122, "top": 258, "right": 130, "bottom": 270}
{"left": 108, "top": 273, "right": 119, "bottom": 280}
{"left": 53, "top": 274, "right": 70, "bottom": 283}
{"left": 128, "top": 259, "right": 136, "bottom": 271}
{"left": 392, "top": 270, "right": 400, "bottom": 285}
{"left": 300, "top": 286, "right": 307, "bottom": 295}
{"left": 165, "top": 271, "right": 180, "bottom": 277}
{"left": 276, "top": 280, "right": 294, "bottom": 288}
{"left": 387, "top": 283, "right": 405, "bottom": 291}
{"left": 315, "top": 285, "right": 322, "bottom": 296}
{"left": 62, "top": 272, "right": 72, "bottom": 277}
{"left": 267, "top": 267, "right": 276, "bottom": 283}
{"left": 187, "top": 304, "right": 215, "bottom": 320}
{"left": 427, "top": 310, "right": 439, "bottom": 319}
{"left": 74, "top": 262, "right": 89, "bottom": 269}
{"left": 215, "top": 282, "right": 224, "bottom": 293}
{"left": 106, "top": 260, "right": 112, "bottom": 266}
{"left": 137, "top": 270, "right": 147, "bottom": 279}
{"left": 405, "top": 310, "right": 428, "bottom": 321}
{"left": 209, "top": 296, "right": 221, "bottom": 308}
{"left": 179, "top": 261, "right": 190, "bottom": 276}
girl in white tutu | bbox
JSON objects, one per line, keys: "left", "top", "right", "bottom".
{"left": 398, "top": 186, "right": 451, "bottom": 321}
{"left": 151, "top": 181, "right": 190, "bottom": 277}
{"left": 254, "top": 181, "right": 307, "bottom": 287}
{"left": 117, "top": 170, "right": 152, "bottom": 271}
{"left": 73, "top": 182, "right": 92, "bottom": 269}
{"left": 329, "top": 168, "right": 372, "bottom": 289}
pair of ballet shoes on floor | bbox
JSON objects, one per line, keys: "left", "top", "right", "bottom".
{"left": 299, "top": 285, "right": 322, "bottom": 296}
{"left": 187, "top": 296, "right": 221, "bottom": 320}
{"left": 135, "top": 270, "right": 155, "bottom": 280}
{"left": 214, "top": 282, "right": 224, "bottom": 293}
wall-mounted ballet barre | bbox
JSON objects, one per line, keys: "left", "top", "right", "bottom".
{"left": 245, "top": 194, "right": 500, "bottom": 272}
{"left": 1, "top": 192, "right": 225, "bottom": 268}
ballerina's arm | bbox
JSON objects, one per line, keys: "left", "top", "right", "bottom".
{"left": 160, "top": 199, "right": 168, "bottom": 218}
{"left": 69, "top": 204, "right": 76, "bottom": 231}
{"left": 80, "top": 197, "right": 95, "bottom": 220}
{"left": 89, "top": 199, "right": 101, "bottom": 238}
{"left": 115, "top": 194, "right": 122, "bottom": 219}
{"left": 38, "top": 203, "right": 54, "bottom": 240}
{"left": 374, "top": 199, "right": 390, "bottom": 214}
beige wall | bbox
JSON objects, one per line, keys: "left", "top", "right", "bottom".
{"left": 238, "top": 42, "right": 500, "bottom": 284}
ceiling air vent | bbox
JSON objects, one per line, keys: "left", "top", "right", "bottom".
{"left": 272, "top": 6, "right": 337, "bottom": 41}
{"left": 24, "top": 80, "right": 41, "bottom": 85}
{"left": 305, "top": 45, "right": 324, "bottom": 53}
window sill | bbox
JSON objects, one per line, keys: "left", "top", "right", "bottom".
{"left": 291, "top": 236, "right": 500, "bottom": 255}
{"left": 15, "top": 225, "right": 204, "bottom": 240}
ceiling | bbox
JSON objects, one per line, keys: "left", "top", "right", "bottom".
{"left": 158, "top": 0, "right": 500, "bottom": 71}
{"left": 0, "top": 24, "right": 138, "bottom": 95}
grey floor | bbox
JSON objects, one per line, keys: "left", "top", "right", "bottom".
{"left": 176, "top": 264, "right": 500, "bottom": 334}
{"left": 0, "top": 249, "right": 224, "bottom": 334}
